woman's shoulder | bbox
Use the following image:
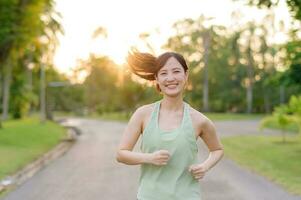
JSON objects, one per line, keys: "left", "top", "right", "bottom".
{"left": 186, "top": 103, "right": 212, "bottom": 127}
{"left": 133, "top": 101, "right": 157, "bottom": 118}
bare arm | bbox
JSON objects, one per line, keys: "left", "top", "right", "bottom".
{"left": 189, "top": 116, "right": 224, "bottom": 180}
{"left": 115, "top": 106, "right": 170, "bottom": 166}
{"left": 199, "top": 118, "right": 224, "bottom": 171}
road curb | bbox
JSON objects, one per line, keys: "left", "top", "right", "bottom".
{"left": 0, "top": 121, "right": 79, "bottom": 195}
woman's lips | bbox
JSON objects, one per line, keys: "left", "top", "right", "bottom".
{"left": 165, "top": 84, "right": 178, "bottom": 89}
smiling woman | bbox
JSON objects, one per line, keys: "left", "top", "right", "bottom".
{"left": 116, "top": 51, "right": 224, "bottom": 200}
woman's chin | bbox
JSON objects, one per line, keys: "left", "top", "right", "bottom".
{"left": 162, "top": 89, "right": 182, "bottom": 97}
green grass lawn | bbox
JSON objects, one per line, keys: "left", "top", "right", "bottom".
{"left": 0, "top": 118, "right": 66, "bottom": 180}
{"left": 221, "top": 135, "right": 301, "bottom": 195}
{"left": 205, "top": 112, "right": 266, "bottom": 121}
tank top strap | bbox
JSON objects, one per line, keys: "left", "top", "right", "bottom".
{"left": 182, "top": 102, "right": 194, "bottom": 133}
{"left": 181, "top": 102, "right": 190, "bottom": 126}
{"left": 152, "top": 100, "right": 161, "bottom": 121}
{"left": 145, "top": 100, "right": 161, "bottom": 130}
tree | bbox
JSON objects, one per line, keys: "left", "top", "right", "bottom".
{"left": 242, "top": 0, "right": 301, "bottom": 21}
{"left": 83, "top": 55, "right": 119, "bottom": 113}
{"left": 0, "top": 0, "right": 62, "bottom": 120}
{"left": 164, "top": 15, "right": 215, "bottom": 112}
{"left": 283, "top": 40, "right": 301, "bottom": 87}
{"left": 260, "top": 95, "right": 301, "bottom": 143}
{"left": 260, "top": 105, "right": 292, "bottom": 143}
{"left": 245, "top": 22, "right": 256, "bottom": 113}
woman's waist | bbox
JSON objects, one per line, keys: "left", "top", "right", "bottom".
{"left": 137, "top": 174, "right": 200, "bottom": 200}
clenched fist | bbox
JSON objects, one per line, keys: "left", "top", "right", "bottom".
{"left": 188, "top": 164, "right": 208, "bottom": 180}
{"left": 149, "top": 150, "right": 171, "bottom": 166}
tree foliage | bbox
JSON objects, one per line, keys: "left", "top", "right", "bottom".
{"left": 0, "top": 0, "right": 63, "bottom": 119}
{"left": 243, "top": 0, "right": 301, "bottom": 21}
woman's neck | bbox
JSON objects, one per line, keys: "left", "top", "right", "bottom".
{"left": 161, "top": 96, "right": 184, "bottom": 112}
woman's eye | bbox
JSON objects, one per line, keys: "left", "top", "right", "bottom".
{"left": 160, "top": 73, "right": 167, "bottom": 75}
{"left": 174, "top": 71, "right": 180, "bottom": 73}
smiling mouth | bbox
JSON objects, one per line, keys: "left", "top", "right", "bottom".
{"left": 165, "top": 84, "right": 178, "bottom": 89}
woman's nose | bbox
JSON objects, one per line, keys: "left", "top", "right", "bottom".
{"left": 166, "top": 73, "right": 176, "bottom": 81}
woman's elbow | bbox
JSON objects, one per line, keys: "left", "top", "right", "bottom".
{"left": 220, "top": 149, "right": 224, "bottom": 158}
{"left": 218, "top": 148, "right": 224, "bottom": 159}
{"left": 211, "top": 148, "right": 224, "bottom": 158}
{"left": 116, "top": 150, "right": 123, "bottom": 163}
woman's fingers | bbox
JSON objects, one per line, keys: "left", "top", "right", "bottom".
{"left": 193, "top": 172, "right": 205, "bottom": 179}
{"left": 189, "top": 164, "right": 207, "bottom": 180}
{"left": 151, "top": 150, "right": 171, "bottom": 166}
{"left": 157, "top": 150, "right": 170, "bottom": 157}
{"left": 194, "top": 172, "right": 205, "bottom": 176}
{"left": 193, "top": 169, "right": 205, "bottom": 174}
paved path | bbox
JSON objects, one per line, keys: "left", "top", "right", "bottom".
{"left": 1, "top": 118, "right": 300, "bottom": 200}
{"left": 214, "top": 119, "right": 284, "bottom": 137}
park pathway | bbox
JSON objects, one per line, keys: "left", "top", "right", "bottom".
{"left": 1, "top": 118, "right": 300, "bottom": 200}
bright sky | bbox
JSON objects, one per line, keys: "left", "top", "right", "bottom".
{"left": 53, "top": 0, "right": 292, "bottom": 78}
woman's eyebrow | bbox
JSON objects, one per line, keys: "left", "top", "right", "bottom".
{"left": 159, "top": 69, "right": 167, "bottom": 72}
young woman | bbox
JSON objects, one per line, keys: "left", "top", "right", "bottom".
{"left": 116, "top": 51, "right": 224, "bottom": 200}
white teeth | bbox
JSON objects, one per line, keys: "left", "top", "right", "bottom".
{"left": 166, "top": 84, "right": 178, "bottom": 88}
{"left": 166, "top": 84, "right": 178, "bottom": 86}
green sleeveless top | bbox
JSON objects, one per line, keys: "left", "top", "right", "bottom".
{"left": 137, "top": 99, "right": 201, "bottom": 200}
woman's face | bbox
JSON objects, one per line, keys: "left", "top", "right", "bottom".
{"left": 156, "top": 57, "right": 188, "bottom": 97}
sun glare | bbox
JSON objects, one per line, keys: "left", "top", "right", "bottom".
{"left": 53, "top": 0, "right": 292, "bottom": 82}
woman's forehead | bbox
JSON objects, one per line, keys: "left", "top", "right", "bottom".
{"left": 160, "top": 57, "right": 183, "bottom": 71}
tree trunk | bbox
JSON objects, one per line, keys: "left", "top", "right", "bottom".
{"left": 280, "top": 85, "right": 285, "bottom": 104}
{"left": 2, "top": 61, "right": 12, "bottom": 120}
{"left": 202, "top": 31, "right": 210, "bottom": 112}
{"left": 26, "top": 65, "right": 33, "bottom": 115}
{"left": 46, "top": 86, "right": 53, "bottom": 121}
{"left": 246, "top": 46, "right": 254, "bottom": 114}
{"left": 246, "top": 82, "right": 253, "bottom": 113}
{"left": 40, "top": 63, "right": 46, "bottom": 123}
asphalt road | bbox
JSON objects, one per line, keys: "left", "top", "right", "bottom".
{"left": 1, "top": 118, "right": 300, "bottom": 200}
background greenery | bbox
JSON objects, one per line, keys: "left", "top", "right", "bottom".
{"left": 1, "top": 1, "right": 300, "bottom": 120}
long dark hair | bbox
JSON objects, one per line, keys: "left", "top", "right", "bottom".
{"left": 126, "top": 51, "right": 188, "bottom": 91}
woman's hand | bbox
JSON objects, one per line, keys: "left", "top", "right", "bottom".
{"left": 188, "top": 163, "right": 208, "bottom": 180}
{"left": 148, "top": 150, "right": 170, "bottom": 166}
